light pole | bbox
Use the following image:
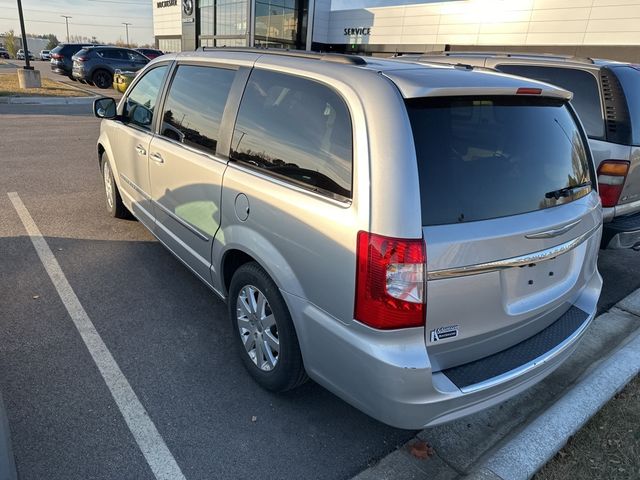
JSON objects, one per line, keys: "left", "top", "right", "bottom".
{"left": 122, "top": 22, "right": 132, "bottom": 47}
{"left": 16, "top": 0, "right": 31, "bottom": 69}
{"left": 61, "top": 15, "right": 71, "bottom": 43}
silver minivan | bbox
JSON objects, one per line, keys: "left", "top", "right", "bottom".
{"left": 93, "top": 49, "right": 602, "bottom": 429}
{"left": 403, "top": 51, "right": 640, "bottom": 250}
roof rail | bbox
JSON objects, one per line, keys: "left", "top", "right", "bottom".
{"left": 196, "top": 46, "right": 367, "bottom": 65}
{"left": 423, "top": 50, "right": 594, "bottom": 64}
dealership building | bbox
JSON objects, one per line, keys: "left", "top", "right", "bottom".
{"left": 153, "top": 0, "right": 640, "bottom": 61}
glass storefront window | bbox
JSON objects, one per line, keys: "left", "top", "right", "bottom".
{"left": 216, "top": 0, "right": 248, "bottom": 37}
{"left": 254, "top": 0, "right": 307, "bottom": 48}
{"left": 198, "top": 0, "right": 248, "bottom": 46}
{"left": 197, "top": 0, "right": 307, "bottom": 50}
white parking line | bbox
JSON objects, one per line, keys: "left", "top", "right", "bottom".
{"left": 7, "top": 192, "right": 186, "bottom": 480}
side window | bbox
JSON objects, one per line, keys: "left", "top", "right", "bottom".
{"left": 124, "top": 66, "right": 168, "bottom": 131}
{"left": 496, "top": 65, "right": 604, "bottom": 139}
{"left": 100, "top": 49, "right": 117, "bottom": 59}
{"left": 231, "top": 69, "right": 353, "bottom": 200}
{"left": 160, "top": 65, "right": 235, "bottom": 153}
{"left": 128, "top": 51, "right": 148, "bottom": 63}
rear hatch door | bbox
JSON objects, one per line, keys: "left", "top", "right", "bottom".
{"left": 405, "top": 94, "right": 601, "bottom": 372}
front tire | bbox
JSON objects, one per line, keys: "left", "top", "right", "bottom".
{"left": 101, "top": 155, "right": 128, "bottom": 219}
{"left": 229, "top": 262, "right": 307, "bottom": 392}
{"left": 92, "top": 69, "right": 113, "bottom": 89}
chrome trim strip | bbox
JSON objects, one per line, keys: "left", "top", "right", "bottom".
{"left": 153, "top": 200, "right": 210, "bottom": 241}
{"left": 227, "top": 161, "right": 353, "bottom": 208}
{"left": 427, "top": 225, "right": 600, "bottom": 281}
{"left": 525, "top": 219, "right": 582, "bottom": 239}
{"left": 119, "top": 173, "right": 151, "bottom": 200}
{"left": 614, "top": 198, "right": 640, "bottom": 217}
{"left": 459, "top": 309, "right": 593, "bottom": 394}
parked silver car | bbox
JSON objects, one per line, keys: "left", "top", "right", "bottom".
{"left": 401, "top": 52, "right": 640, "bottom": 250}
{"left": 92, "top": 49, "right": 602, "bottom": 429}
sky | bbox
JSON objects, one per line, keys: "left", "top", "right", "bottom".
{"left": 0, "top": 0, "right": 154, "bottom": 46}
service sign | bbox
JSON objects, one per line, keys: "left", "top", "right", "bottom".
{"left": 344, "top": 27, "right": 372, "bottom": 36}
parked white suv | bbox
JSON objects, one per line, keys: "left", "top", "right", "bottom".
{"left": 92, "top": 49, "right": 602, "bottom": 428}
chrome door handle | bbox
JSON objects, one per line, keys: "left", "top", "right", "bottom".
{"left": 150, "top": 152, "right": 164, "bottom": 164}
{"left": 135, "top": 144, "right": 146, "bottom": 156}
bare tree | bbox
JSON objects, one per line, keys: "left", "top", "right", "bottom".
{"left": 4, "top": 30, "right": 18, "bottom": 58}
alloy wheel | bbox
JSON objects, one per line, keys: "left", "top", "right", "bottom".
{"left": 236, "top": 285, "right": 280, "bottom": 371}
{"left": 103, "top": 162, "right": 114, "bottom": 210}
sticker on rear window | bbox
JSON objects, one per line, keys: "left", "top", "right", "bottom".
{"left": 430, "top": 325, "right": 459, "bottom": 343}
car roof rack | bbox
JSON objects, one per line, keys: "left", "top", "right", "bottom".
{"left": 422, "top": 50, "right": 595, "bottom": 64}
{"left": 196, "top": 46, "right": 367, "bottom": 65}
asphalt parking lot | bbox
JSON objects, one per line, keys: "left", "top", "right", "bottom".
{"left": 1, "top": 104, "right": 639, "bottom": 480}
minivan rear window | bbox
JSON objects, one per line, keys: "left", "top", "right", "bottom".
{"left": 407, "top": 96, "right": 593, "bottom": 226}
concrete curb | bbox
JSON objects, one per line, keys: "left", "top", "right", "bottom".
{"left": 352, "top": 287, "right": 640, "bottom": 480}
{"left": 0, "top": 96, "right": 95, "bottom": 105}
{"left": 468, "top": 325, "right": 640, "bottom": 480}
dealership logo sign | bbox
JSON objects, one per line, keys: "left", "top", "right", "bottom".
{"left": 344, "top": 27, "right": 371, "bottom": 36}
{"left": 157, "top": 0, "right": 177, "bottom": 8}
{"left": 183, "top": 0, "right": 194, "bottom": 16}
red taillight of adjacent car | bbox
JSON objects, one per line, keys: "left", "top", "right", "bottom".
{"left": 598, "top": 160, "right": 630, "bottom": 207}
{"left": 75, "top": 56, "right": 88, "bottom": 62}
{"left": 354, "top": 231, "right": 426, "bottom": 330}
{"left": 51, "top": 53, "right": 63, "bottom": 60}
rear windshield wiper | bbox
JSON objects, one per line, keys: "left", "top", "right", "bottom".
{"left": 545, "top": 182, "right": 591, "bottom": 200}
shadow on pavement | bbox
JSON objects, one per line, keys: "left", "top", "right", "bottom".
{"left": 0, "top": 233, "right": 413, "bottom": 480}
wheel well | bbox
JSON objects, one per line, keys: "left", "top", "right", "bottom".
{"left": 97, "top": 144, "right": 105, "bottom": 169}
{"left": 222, "top": 250, "right": 256, "bottom": 294}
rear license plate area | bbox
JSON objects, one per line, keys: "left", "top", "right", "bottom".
{"left": 502, "top": 255, "right": 572, "bottom": 306}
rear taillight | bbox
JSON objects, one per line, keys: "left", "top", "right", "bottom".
{"left": 598, "top": 160, "right": 630, "bottom": 207}
{"left": 75, "top": 56, "right": 88, "bottom": 62}
{"left": 354, "top": 231, "right": 426, "bottom": 330}
{"left": 51, "top": 53, "right": 63, "bottom": 60}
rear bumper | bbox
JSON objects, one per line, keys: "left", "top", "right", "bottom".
{"left": 72, "top": 69, "right": 88, "bottom": 81}
{"left": 50, "top": 64, "right": 70, "bottom": 75}
{"left": 603, "top": 210, "right": 640, "bottom": 249}
{"left": 283, "top": 269, "right": 602, "bottom": 429}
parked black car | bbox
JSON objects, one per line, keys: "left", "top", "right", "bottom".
{"left": 50, "top": 43, "right": 98, "bottom": 79}
{"left": 0, "top": 48, "right": 9, "bottom": 59}
{"left": 72, "top": 46, "right": 149, "bottom": 89}
{"left": 134, "top": 48, "right": 164, "bottom": 60}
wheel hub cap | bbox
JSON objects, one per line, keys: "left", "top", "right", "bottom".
{"left": 236, "top": 285, "right": 279, "bottom": 371}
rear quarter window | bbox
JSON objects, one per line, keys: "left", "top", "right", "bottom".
{"left": 230, "top": 69, "right": 353, "bottom": 200}
{"left": 407, "top": 96, "right": 593, "bottom": 226}
{"left": 612, "top": 65, "right": 640, "bottom": 146}
{"left": 496, "top": 65, "right": 604, "bottom": 139}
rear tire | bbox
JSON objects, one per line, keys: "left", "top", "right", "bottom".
{"left": 229, "top": 262, "right": 308, "bottom": 392}
{"left": 101, "top": 155, "right": 129, "bottom": 219}
{"left": 92, "top": 69, "right": 113, "bottom": 89}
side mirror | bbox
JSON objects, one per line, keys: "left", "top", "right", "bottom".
{"left": 130, "top": 103, "right": 153, "bottom": 127}
{"left": 94, "top": 97, "right": 117, "bottom": 119}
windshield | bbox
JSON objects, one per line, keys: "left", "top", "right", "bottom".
{"left": 406, "top": 96, "right": 593, "bottom": 226}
